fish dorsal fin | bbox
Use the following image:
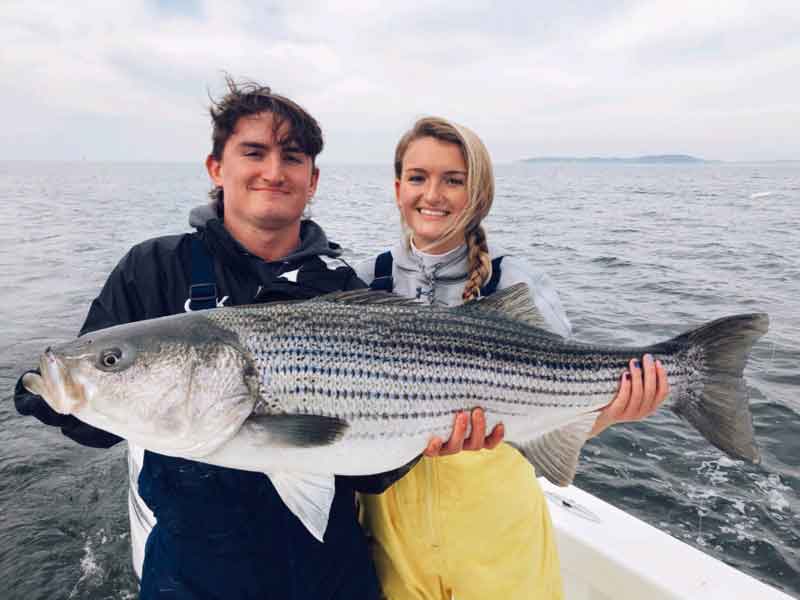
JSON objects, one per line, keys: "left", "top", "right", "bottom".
{"left": 509, "top": 412, "right": 596, "bottom": 486}
{"left": 266, "top": 471, "right": 336, "bottom": 542}
{"left": 457, "top": 283, "right": 561, "bottom": 336}
{"left": 308, "top": 289, "right": 422, "bottom": 307}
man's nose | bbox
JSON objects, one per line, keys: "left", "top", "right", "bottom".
{"left": 259, "top": 153, "right": 284, "bottom": 183}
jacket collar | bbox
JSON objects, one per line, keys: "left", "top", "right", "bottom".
{"left": 392, "top": 239, "right": 470, "bottom": 283}
{"left": 188, "top": 202, "right": 342, "bottom": 273}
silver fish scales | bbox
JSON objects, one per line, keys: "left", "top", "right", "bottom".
{"left": 23, "top": 284, "right": 768, "bottom": 540}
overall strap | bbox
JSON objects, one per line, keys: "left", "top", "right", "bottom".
{"left": 369, "top": 251, "right": 394, "bottom": 291}
{"left": 186, "top": 236, "right": 218, "bottom": 311}
{"left": 480, "top": 256, "right": 504, "bottom": 297}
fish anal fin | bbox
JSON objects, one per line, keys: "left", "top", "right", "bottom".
{"left": 246, "top": 414, "right": 349, "bottom": 447}
{"left": 510, "top": 412, "right": 596, "bottom": 486}
{"left": 267, "top": 471, "right": 336, "bottom": 542}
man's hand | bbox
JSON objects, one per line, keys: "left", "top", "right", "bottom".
{"left": 424, "top": 409, "right": 505, "bottom": 457}
{"left": 590, "top": 353, "right": 669, "bottom": 438}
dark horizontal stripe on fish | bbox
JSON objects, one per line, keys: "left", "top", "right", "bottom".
{"left": 272, "top": 363, "right": 615, "bottom": 402}
{"left": 343, "top": 399, "right": 600, "bottom": 437}
{"left": 289, "top": 308, "right": 650, "bottom": 360}
{"left": 279, "top": 391, "right": 591, "bottom": 437}
{"left": 264, "top": 348, "right": 623, "bottom": 390}
{"left": 289, "top": 402, "right": 458, "bottom": 422}
{"left": 262, "top": 333, "right": 632, "bottom": 377}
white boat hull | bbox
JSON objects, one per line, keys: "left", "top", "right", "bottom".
{"left": 541, "top": 479, "right": 793, "bottom": 600}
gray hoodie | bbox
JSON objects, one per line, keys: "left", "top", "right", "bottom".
{"left": 189, "top": 202, "right": 349, "bottom": 279}
{"left": 355, "top": 240, "right": 572, "bottom": 338}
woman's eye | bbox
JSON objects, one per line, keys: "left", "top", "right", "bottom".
{"left": 446, "top": 177, "right": 465, "bottom": 186}
{"left": 407, "top": 175, "right": 424, "bottom": 183}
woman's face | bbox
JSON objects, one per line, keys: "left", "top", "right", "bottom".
{"left": 395, "top": 136, "right": 469, "bottom": 254}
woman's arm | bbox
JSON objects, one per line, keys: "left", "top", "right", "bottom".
{"left": 493, "top": 255, "right": 671, "bottom": 441}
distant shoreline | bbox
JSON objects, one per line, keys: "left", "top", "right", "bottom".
{"left": 520, "top": 154, "right": 708, "bottom": 164}
{"left": 1, "top": 157, "right": 798, "bottom": 165}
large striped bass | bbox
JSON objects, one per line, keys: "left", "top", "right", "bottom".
{"left": 23, "top": 285, "right": 768, "bottom": 541}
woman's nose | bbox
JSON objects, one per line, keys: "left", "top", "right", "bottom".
{"left": 423, "top": 180, "right": 443, "bottom": 202}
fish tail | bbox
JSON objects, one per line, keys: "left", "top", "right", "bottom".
{"left": 662, "top": 313, "right": 769, "bottom": 463}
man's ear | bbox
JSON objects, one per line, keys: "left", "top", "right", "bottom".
{"left": 206, "top": 154, "right": 223, "bottom": 186}
{"left": 308, "top": 166, "right": 320, "bottom": 197}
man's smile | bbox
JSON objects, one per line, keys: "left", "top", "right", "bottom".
{"left": 249, "top": 185, "right": 289, "bottom": 194}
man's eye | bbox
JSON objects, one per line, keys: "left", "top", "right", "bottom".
{"left": 408, "top": 175, "right": 424, "bottom": 183}
{"left": 244, "top": 151, "right": 262, "bottom": 158}
{"left": 284, "top": 154, "right": 303, "bottom": 164}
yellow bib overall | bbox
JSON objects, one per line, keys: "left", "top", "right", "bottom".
{"left": 359, "top": 444, "right": 563, "bottom": 600}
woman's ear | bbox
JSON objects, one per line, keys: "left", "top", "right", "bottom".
{"left": 394, "top": 178, "right": 401, "bottom": 208}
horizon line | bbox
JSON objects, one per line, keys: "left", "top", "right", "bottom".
{"left": 1, "top": 158, "right": 799, "bottom": 165}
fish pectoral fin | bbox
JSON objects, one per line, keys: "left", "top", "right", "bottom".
{"left": 266, "top": 471, "right": 336, "bottom": 543}
{"left": 510, "top": 412, "right": 597, "bottom": 486}
{"left": 456, "top": 283, "right": 560, "bottom": 336}
{"left": 247, "top": 413, "right": 349, "bottom": 447}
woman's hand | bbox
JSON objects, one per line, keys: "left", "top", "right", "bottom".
{"left": 590, "top": 353, "right": 669, "bottom": 438}
{"left": 422, "top": 353, "right": 668, "bottom": 454}
{"left": 424, "top": 409, "right": 505, "bottom": 457}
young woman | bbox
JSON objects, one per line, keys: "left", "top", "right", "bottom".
{"left": 356, "top": 117, "right": 669, "bottom": 600}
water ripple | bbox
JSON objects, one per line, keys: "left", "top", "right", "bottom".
{"left": 2, "top": 160, "right": 799, "bottom": 598}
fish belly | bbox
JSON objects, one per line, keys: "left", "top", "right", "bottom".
{"left": 203, "top": 427, "right": 428, "bottom": 475}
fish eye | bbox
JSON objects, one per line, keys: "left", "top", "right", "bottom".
{"left": 99, "top": 348, "right": 124, "bottom": 369}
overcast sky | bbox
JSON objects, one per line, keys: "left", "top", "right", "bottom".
{"left": 2, "top": 0, "right": 798, "bottom": 163}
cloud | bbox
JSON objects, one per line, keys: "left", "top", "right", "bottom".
{"left": 0, "top": 0, "right": 798, "bottom": 161}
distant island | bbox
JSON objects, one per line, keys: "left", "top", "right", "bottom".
{"left": 521, "top": 154, "right": 707, "bottom": 164}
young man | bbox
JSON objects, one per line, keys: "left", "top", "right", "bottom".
{"left": 14, "top": 78, "right": 494, "bottom": 599}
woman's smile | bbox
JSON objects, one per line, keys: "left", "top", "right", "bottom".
{"left": 417, "top": 207, "right": 450, "bottom": 217}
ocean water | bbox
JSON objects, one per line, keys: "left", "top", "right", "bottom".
{"left": 0, "top": 160, "right": 798, "bottom": 599}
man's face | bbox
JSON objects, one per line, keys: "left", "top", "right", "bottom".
{"left": 206, "top": 112, "right": 319, "bottom": 237}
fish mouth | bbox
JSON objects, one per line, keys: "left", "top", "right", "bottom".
{"left": 22, "top": 348, "right": 85, "bottom": 415}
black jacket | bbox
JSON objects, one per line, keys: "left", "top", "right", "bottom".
{"left": 14, "top": 215, "right": 400, "bottom": 599}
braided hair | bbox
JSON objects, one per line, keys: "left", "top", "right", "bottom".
{"left": 394, "top": 117, "right": 495, "bottom": 301}
{"left": 463, "top": 225, "right": 492, "bottom": 301}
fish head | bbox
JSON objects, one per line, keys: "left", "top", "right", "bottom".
{"left": 24, "top": 312, "right": 260, "bottom": 457}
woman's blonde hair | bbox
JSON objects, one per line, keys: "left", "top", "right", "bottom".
{"left": 394, "top": 116, "right": 495, "bottom": 301}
